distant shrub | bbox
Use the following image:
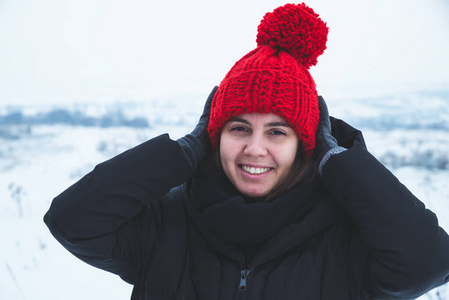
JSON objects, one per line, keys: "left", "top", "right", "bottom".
{"left": 0, "top": 108, "right": 149, "bottom": 128}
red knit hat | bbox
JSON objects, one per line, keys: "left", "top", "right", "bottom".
{"left": 207, "top": 3, "right": 328, "bottom": 156}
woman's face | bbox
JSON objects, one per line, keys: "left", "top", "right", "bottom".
{"left": 219, "top": 113, "right": 299, "bottom": 198}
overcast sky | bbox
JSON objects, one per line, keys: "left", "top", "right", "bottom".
{"left": 1, "top": 0, "right": 449, "bottom": 105}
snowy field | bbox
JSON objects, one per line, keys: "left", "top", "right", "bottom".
{"left": 1, "top": 87, "right": 449, "bottom": 299}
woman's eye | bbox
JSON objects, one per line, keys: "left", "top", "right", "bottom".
{"left": 270, "top": 130, "right": 286, "bottom": 136}
{"left": 230, "top": 126, "right": 247, "bottom": 132}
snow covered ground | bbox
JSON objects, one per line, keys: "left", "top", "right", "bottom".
{"left": 1, "top": 87, "right": 449, "bottom": 299}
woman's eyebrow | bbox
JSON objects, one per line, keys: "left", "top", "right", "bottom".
{"left": 227, "top": 117, "right": 250, "bottom": 124}
{"left": 227, "top": 117, "right": 291, "bottom": 128}
{"left": 266, "top": 122, "right": 291, "bottom": 128}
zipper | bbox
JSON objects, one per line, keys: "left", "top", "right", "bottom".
{"left": 237, "top": 267, "right": 254, "bottom": 299}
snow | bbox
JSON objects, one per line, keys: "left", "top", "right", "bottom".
{"left": 1, "top": 86, "right": 449, "bottom": 299}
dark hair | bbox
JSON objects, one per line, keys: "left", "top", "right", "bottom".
{"left": 264, "top": 141, "right": 316, "bottom": 201}
{"left": 214, "top": 140, "right": 317, "bottom": 202}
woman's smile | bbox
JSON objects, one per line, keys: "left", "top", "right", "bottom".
{"left": 219, "top": 113, "right": 299, "bottom": 198}
{"left": 240, "top": 164, "right": 272, "bottom": 175}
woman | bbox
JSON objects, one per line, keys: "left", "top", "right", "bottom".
{"left": 44, "top": 3, "right": 449, "bottom": 299}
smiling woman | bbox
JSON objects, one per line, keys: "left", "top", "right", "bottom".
{"left": 44, "top": 3, "right": 449, "bottom": 299}
{"left": 219, "top": 113, "right": 300, "bottom": 200}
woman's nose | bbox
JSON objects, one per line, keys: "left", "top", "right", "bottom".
{"left": 243, "top": 135, "right": 268, "bottom": 157}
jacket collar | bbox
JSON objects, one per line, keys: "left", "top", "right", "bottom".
{"left": 182, "top": 158, "right": 346, "bottom": 268}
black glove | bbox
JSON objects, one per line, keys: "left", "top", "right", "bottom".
{"left": 177, "top": 86, "right": 218, "bottom": 172}
{"left": 313, "top": 96, "right": 346, "bottom": 175}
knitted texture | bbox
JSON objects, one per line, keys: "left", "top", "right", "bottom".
{"left": 208, "top": 3, "right": 328, "bottom": 156}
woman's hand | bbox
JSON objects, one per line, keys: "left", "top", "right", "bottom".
{"left": 313, "top": 96, "right": 346, "bottom": 175}
{"left": 177, "top": 86, "right": 218, "bottom": 172}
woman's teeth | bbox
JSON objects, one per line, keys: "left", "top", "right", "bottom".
{"left": 241, "top": 165, "right": 270, "bottom": 175}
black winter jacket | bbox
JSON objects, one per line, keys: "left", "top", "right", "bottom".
{"left": 44, "top": 118, "right": 449, "bottom": 299}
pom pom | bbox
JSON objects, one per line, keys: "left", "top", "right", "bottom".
{"left": 256, "top": 3, "right": 328, "bottom": 69}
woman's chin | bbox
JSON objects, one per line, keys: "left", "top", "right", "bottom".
{"left": 238, "top": 186, "right": 271, "bottom": 200}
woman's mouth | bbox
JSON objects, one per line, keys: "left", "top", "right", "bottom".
{"left": 241, "top": 165, "right": 271, "bottom": 175}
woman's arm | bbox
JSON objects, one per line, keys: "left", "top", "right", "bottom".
{"left": 322, "top": 145, "right": 449, "bottom": 299}
{"left": 315, "top": 97, "right": 449, "bottom": 299}
{"left": 44, "top": 134, "right": 192, "bottom": 282}
{"left": 44, "top": 87, "right": 217, "bottom": 282}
